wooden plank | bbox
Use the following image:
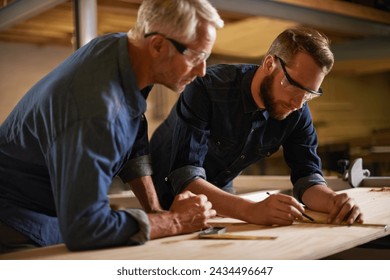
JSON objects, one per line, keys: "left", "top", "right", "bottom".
{"left": 1, "top": 186, "right": 388, "bottom": 260}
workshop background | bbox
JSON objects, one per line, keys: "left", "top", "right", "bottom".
{"left": 1, "top": 0, "right": 389, "bottom": 177}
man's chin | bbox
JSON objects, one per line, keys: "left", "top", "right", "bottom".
{"left": 174, "top": 83, "right": 188, "bottom": 93}
{"left": 166, "top": 81, "right": 192, "bottom": 93}
{"left": 163, "top": 83, "right": 184, "bottom": 94}
{"left": 270, "top": 110, "right": 291, "bottom": 120}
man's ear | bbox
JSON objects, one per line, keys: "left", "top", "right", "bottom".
{"left": 263, "top": 55, "right": 276, "bottom": 73}
{"left": 148, "top": 36, "right": 165, "bottom": 58}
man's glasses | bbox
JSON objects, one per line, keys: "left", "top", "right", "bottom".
{"left": 144, "top": 32, "right": 210, "bottom": 66}
{"left": 275, "top": 55, "right": 323, "bottom": 101}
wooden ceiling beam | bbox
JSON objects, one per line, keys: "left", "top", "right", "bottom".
{"left": 210, "top": 0, "right": 390, "bottom": 37}
{"left": 0, "top": 0, "right": 67, "bottom": 31}
{"left": 278, "top": 0, "right": 390, "bottom": 24}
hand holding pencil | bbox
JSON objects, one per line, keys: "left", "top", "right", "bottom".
{"left": 266, "top": 192, "right": 315, "bottom": 222}
{"left": 249, "top": 191, "right": 315, "bottom": 226}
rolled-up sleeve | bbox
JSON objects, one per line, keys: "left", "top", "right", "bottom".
{"left": 124, "top": 208, "right": 150, "bottom": 245}
{"left": 166, "top": 81, "right": 211, "bottom": 193}
{"left": 283, "top": 104, "right": 326, "bottom": 202}
{"left": 293, "top": 173, "right": 327, "bottom": 202}
{"left": 119, "top": 114, "right": 153, "bottom": 181}
{"left": 168, "top": 165, "right": 207, "bottom": 195}
{"left": 119, "top": 154, "right": 153, "bottom": 182}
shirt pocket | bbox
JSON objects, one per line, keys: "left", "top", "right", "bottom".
{"left": 208, "top": 136, "right": 238, "bottom": 158}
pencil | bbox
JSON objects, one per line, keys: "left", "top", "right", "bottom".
{"left": 200, "top": 234, "right": 277, "bottom": 240}
{"left": 266, "top": 192, "right": 315, "bottom": 222}
{"left": 301, "top": 212, "right": 315, "bottom": 222}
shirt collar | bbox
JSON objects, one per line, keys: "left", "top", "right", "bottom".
{"left": 241, "top": 65, "right": 269, "bottom": 120}
{"left": 241, "top": 65, "right": 259, "bottom": 114}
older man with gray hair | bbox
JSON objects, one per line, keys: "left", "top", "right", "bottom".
{"left": 0, "top": 0, "right": 223, "bottom": 253}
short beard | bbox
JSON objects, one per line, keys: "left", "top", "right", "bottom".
{"left": 260, "top": 73, "right": 290, "bottom": 121}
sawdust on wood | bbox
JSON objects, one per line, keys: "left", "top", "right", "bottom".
{"left": 370, "top": 187, "right": 390, "bottom": 192}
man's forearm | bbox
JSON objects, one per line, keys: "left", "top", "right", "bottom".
{"left": 301, "top": 184, "right": 336, "bottom": 212}
{"left": 147, "top": 212, "right": 181, "bottom": 239}
{"left": 185, "top": 178, "right": 255, "bottom": 222}
{"left": 128, "top": 176, "right": 163, "bottom": 213}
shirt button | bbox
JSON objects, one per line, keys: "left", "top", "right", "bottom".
{"left": 216, "top": 141, "right": 221, "bottom": 145}
{"left": 250, "top": 129, "right": 255, "bottom": 133}
{"left": 240, "top": 155, "right": 246, "bottom": 159}
{"left": 266, "top": 152, "right": 271, "bottom": 156}
{"left": 226, "top": 170, "right": 231, "bottom": 174}
{"left": 164, "top": 177, "right": 168, "bottom": 182}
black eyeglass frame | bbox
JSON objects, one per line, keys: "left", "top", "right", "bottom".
{"left": 144, "top": 32, "right": 209, "bottom": 66}
{"left": 144, "top": 32, "right": 187, "bottom": 54}
{"left": 275, "top": 55, "right": 323, "bottom": 97}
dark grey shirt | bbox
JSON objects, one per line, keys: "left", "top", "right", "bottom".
{"left": 150, "top": 64, "right": 326, "bottom": 209}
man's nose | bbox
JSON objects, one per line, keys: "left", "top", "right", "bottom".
{"left": 193, "top": 60, "right": 206, "bottom": 77}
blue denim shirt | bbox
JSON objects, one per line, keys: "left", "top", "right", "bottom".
{"left": 150, "top": 64, "right": 326, "bottom": 209}
{"left": 0, "top": 33, "right": 152, "bottom": 249}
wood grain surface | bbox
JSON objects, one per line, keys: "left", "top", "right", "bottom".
{"left": 1, "top": 185, "right": 389, "bottom": 260}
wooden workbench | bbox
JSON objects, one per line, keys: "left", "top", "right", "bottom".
{"left": 108, "top": 175, "right": 351, "bottom": 209}
{"left": 1, "top": 184, "right": 389, "bottom": 260}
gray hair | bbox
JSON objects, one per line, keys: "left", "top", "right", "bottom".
{"left": 129, "top": 0, "right": 224, "bottom": 44}
{"left": 265, "top": 27, "right": 334, "bottom": 74}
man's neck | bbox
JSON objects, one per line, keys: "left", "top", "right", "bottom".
{"left": 127, "top": 37, "right": 152, "bottom": 90}
{"left": 250, "top": 67, "right": 265, "bottom": 109}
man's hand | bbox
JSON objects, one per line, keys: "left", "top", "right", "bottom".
{"left": 148, "top": 191, "right": 216, "bottom": 239}
{"left": 301, "top": 184, "right": 364, "bottom": 225}
{"left": 170, "top": 190, "right": 216, "bottom": 233}
{"left": 250, "top": 193, "right": 307, "bottom": 226}
{"left": 327, "top": 192, "right": 363, "bottom": 225}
